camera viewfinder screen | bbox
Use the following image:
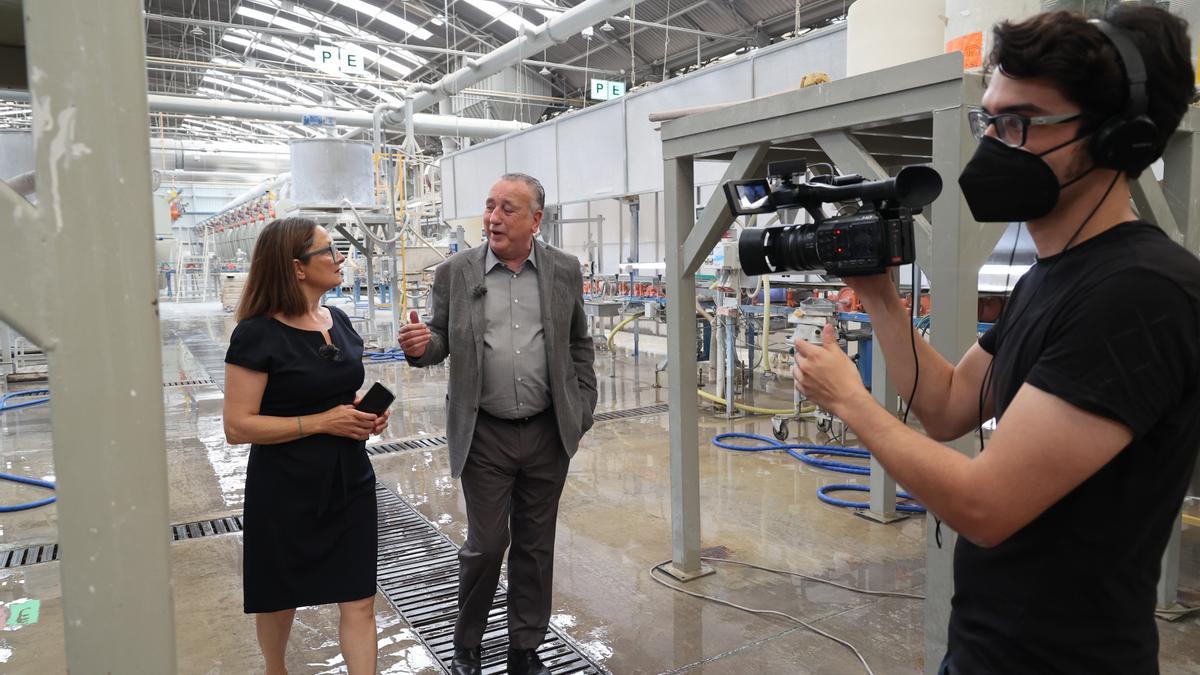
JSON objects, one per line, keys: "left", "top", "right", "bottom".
{"left": 736, "top": 182, "right": 770, "bottom": 211}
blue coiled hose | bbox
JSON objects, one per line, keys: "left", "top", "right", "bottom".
{"left": 0, "top": 390, "right": 56, "bottom": 511}
{"left": 0, "top": 473, "right": 56, "bottom": 512}
{"left": 712, "top": 432, "right": 926, "bottom": 514}
{"left": 363, "top": 349, "right": 407, "bottom": 362}
{"left": 0, "top": 390, "right": 50, "bottom": 413}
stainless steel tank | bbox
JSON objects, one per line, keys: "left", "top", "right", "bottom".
{"left": 289, "top": 138, "right": 374, "bottom": 208}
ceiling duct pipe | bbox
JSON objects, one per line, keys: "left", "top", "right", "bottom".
{"left": 381, "top": 0, "right": 642, "bottom": 126}
{"left": 0, "top": 89, "right": 529, "bottom": 139}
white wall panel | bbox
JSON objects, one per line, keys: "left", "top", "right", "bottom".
{"left": 440, "top": 157, "right": 457, "bottom": 219}
{"left": 753, "top": 28, "right": 847, "bottom": 98}
{"left": 505, "top": 124, "right": 559, "bottom": 206}
{"left": 452, "top": 141, "right": 507, "bottom": 218}
{"left": 557, "top": 103, "right": 626, "bottom": 202}
{"left": 624, "top": 63, "right": 754, "bottom": 195}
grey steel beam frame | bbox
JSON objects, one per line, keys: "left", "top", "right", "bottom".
{"left": 660, "top": 53, "right": 995, "bottom": 673}
{"left": 0, "top": 0, "right": 176, "bottom": 672}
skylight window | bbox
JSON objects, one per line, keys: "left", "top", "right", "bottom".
{"left": 235, "top": 6, "right": 312, "bottom": 34}
{"left": 331, "top": 0, "right": 434, "bottom": 41}
{"left": 241, "top": 0, "right": 428, "bottom": 67}
{"left": 461, "top": 0, "right": 559, "bottom": 31}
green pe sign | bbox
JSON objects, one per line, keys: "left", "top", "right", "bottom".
{"left": 590, "top": 78, "right": 626, "bottom": 101}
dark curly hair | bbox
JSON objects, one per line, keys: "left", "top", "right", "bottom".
{"left": 985, "top": 5, "right": 1194, "bottom": 175}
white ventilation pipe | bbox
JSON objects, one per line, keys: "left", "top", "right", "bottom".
{"left": 0, "top": 89, "right": 529, "bottom": 139}
{"left": 381, "top": 0, "right": 643, "bottom": 125}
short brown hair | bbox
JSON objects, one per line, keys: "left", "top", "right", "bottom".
{"left": 235, "top": 217, "right": 318, "bottom": 322}
{"left": 986, "top": 6, "right": 1194, "bottom": 173}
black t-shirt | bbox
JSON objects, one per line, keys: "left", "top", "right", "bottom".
{"left": 949, "top": 222, "right": 1200, "bottom": 674}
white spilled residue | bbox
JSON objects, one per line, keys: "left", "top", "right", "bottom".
{"left": 550, "top": 613, "right": 577, "bottom": 630}
{"left": 37, "top": 104, "right": 93, "bottom": 234}
{"left": 579, "top": 626, "right": 613, "bottom": 663}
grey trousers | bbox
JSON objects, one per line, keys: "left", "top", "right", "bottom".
{"left": 454, "top": 408, "right": 569, "bottom": 650}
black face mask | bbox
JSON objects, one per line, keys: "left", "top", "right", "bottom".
{"left": 958, "top": 135, "right": 1096, "bottom": 223}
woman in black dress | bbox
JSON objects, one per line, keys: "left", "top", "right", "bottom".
{"left": 223, "top": 217, "right": 388, "bottom": 674}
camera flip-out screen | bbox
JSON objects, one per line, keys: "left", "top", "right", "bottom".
{"left": 723, "top": 180, "right": 774, "bottom": 215}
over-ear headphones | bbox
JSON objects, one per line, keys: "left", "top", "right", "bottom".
{"left": 1089, "top": 19, "right": 1160, "bottom": 173}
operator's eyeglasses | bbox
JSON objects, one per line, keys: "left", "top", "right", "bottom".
{"left": 297, "top": 243, "right": 339, "bottom": 262}
{"left": 967, "top": 108, "right": 1084, "bottom": 148}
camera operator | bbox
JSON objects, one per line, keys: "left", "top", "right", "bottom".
{"left": 791, "top": 7, "right": 1199, "bottom": 673}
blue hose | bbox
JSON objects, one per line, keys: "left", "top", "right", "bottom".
{"left": 363, "top": 349, "right": 407, "bottom": 362}
{"left": 0, "top": 390, "right": 50, "bottom": 413}
{"left": 0, "top": 472, "right": 56, "bottom": 512}
{"left": 712, "top": 432, "right": 926, "bottom": 513}
{"left": 817, "top": 484, "right": 927, "bottom": 514}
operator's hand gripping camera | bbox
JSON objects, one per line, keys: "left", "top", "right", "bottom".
{"left": 723, "top": 160, "right": 943, "bottom": 277}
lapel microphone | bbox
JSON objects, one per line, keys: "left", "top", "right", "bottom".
{"left": 472, "top": 283, "right": 488, "bottom": 298}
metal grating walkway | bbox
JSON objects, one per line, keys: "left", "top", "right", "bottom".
{"left": 374, "top": 484, "right": 603, "bottom": 674}
{"left": 163, "top": 377, "right": 216, "bottom": 388}
{"left": 592, "top": 403, "right": 668, "bottom": 422}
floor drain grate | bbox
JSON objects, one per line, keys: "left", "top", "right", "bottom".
{"left": 593, "top": 403, "right": 669, "bottom": 422}
{"left": 163, "top": 377, "right": 216, "bottom": 388}
{"left": 368, "top": 435, "right": 450, "bottom": 456}
{"left": 1, "top": 543, "right": 58, "bottom": 569}
{"left": 171, "top": 515, "right": 245, "bottom": 541}
{"left": 374, "top": 484, "right": 604, "bottom": 674}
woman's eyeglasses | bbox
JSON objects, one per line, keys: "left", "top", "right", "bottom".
{"left": 297, "top": 243, "right": 339, "bottom": 262}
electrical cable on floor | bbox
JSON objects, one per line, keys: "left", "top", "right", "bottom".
{"left": 650, "top": 560, "right": 877, "bottom": 675}
{"left": 700, "top": 557, "right": 925, "bottom": 600}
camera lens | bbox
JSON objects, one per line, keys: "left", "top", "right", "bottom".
{"left": 738, "top": 225, "right": 821, "bottom": 275}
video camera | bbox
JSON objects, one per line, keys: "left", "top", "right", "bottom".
{"left": 723, "top": 160, "right": 942, "bottom": 277}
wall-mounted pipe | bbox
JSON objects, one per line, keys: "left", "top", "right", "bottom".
{"left": 0, "top": 89, "right": 530, "bottom": 139}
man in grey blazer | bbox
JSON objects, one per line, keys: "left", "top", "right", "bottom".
{"left": 398, "top": 173, "right": 597, "bottom": 675}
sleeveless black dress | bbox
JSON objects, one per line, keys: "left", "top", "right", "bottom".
{"left": 225, "top": 306, "right": 377, "bottom": 613}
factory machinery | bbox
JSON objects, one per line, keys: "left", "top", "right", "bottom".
{"left": 173, "top": 128, "right": 451, "bottom": 346}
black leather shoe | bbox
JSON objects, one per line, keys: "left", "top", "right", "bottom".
{"left": 507, "top": 647, "right": 550, "bottom": 675}
{"left": 451, "top": 646, "right": 482, "bottom": 675}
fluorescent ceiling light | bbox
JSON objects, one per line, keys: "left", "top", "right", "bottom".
{"left": 235, "top": 6, "right": 312, "bottom": 33}
{"left": 332, "top": 0, "right": 434, "bottom": 41}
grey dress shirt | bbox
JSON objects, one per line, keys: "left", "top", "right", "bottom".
{"left": 479, "top": 243, "right": 551, "bottom": 418}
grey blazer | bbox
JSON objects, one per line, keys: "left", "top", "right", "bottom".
{"left": 407, "top": 239, "right": 598, "bottom": 478}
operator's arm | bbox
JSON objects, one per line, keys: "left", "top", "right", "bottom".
{"left": 848, "top": 275, "right": 994, "bottom": 441}
{"left": 830, "top": 378, "right": 1129, "bottom": 546}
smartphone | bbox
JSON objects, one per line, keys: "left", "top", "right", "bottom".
{"left": 356, "top": 382, "right": 395, "bottom": 416}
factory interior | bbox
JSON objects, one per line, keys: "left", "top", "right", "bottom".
{"left": 1, "top": 0, "right": 1199, "bottom": 673}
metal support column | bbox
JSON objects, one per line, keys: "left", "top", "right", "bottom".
{"left": 0, "top": 0, "right": 176, "bottom": 671}
{"left": 662, "top": 156, "right": 710, "bottom": 581}
{"left": 864, "top": 268, "right": 903, "bottom": 523}
{"left": 924, "top": 85, "right": 1002, "bottom": 673}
